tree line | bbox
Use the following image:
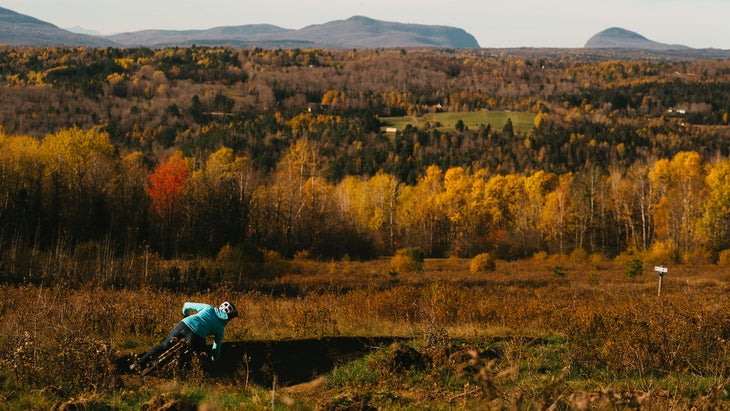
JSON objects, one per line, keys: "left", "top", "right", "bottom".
{"left": 2, "top": 126, "right": 729, "bottom": 267}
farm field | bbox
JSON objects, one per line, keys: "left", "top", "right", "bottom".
{"left": 3, "top": 255, "right": 730, "bottom": 409}
{"left": 380, "top": 110, "right": 536, "bottom": 134}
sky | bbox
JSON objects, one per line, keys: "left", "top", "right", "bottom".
{"left": 4, "top": 0, "right": 730, "bottom": 49}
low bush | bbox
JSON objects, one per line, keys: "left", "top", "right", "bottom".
{"left": 624, "top": 258, "right": 643, "bottom": 277}
{"left": 646, "top": 241, "right": 678, "bottom": 265}
{"left": 390, "top": 247, "right": 424, "bottom": 274}
{"left": 567, "top": 296, "right": 730, "bottom": 378}
{"left": 569, "top": 248, "right": 588, "bottom": 263}
{"left": 719, "top": 249, "right": 730, "bottom": 266}
{"left": 681, "top": 248, "right": 712, "bottom": 265}
{"left": 3, "top": 330, "right": 117, "bottom": 394}
{"left": 470, "top": 253, "right": 496, "bottom": 273}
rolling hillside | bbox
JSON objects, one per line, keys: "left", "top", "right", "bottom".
{"left": 107, "top": 16, "right": 480, "bottom": 49}
{"left": 0, "top": 7, "right": 116, "bottom": 47}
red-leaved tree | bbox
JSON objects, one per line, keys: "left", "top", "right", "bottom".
{"left": 146, "top": 151, "right": 190, "bottom": 255}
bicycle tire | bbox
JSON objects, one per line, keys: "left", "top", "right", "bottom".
{"left": 140, "top": 338, "right": 190, "bottom": 376}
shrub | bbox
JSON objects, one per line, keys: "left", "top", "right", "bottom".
{"left": 719, "top": 249, "right": 730, "bottom": 266}
{"left": 624, "top": 258, "right": 643, "bottom": 278}
{"left": 470, "top": 253, "right": 496, "bottom": 273}
{"left": 261, "top": 249, "right": 289, "bottom": 278}
{"left": 4, "top": 331, "right": 117, "bottom": 394}
{"left": 290, "top": 250, "right": 320, "bottom": 275}
{"left": 390, "top": 248, "right": 424, "bottom": 274}
{"left": 646, "top": 241, "right": 678, "bottom": 265}
{"left": 588, "top": 253, "right": 604, "bottom": 265}
{"left": 216, "top": 242, "right": 264, "bottom": 283}
{"left": 569, "top": 248, "right": 588, "bottom": 263}
{"left": 402, "top": 247, "right": 425, "bottom": 263}
{"left": 681, "top": 248, "right": 712, "bottom": 265}
{"left": 567, "top": 295, "right": 730, "bottom": 378}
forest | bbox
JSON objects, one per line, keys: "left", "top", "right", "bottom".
{"left": 2, "top": 45, "right": 730, "bottom": 285}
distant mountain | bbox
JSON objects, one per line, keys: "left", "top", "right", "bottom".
{"left": 585, "top": 27, "right": 690, "bottom": 51}
{"left": 0, "top": 7, "right": 118, "bottom": 47}
{"left": 107, "top": 24, "right": 291, "bottom": 48}
{"left": 65, "top": 26, "right": 102, "bottom": 36}
{"left": 0, "top": 7, "right": 116, "bottom": 47}
{"left": 280, "top": 16, "right": 479, "bottom": 49}
{"left": 107, "top": 16, "right": 480, "bottom": 49}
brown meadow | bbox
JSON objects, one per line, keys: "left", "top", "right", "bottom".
{"left": 2, "top": 254, "right": 730, "bottom": 409}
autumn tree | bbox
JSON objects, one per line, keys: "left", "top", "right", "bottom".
{"left": 146, "top": 151, "right": 191, "bottom": 256}
{"left": 0, "top": 130, "right": 42, "bottom": 250}
{"left": 608, "top": 161, "right": 654, "bottom": 252}
{"left": 108, "top": 151, "right": 148, "bottom": 250}
{"left": 256, "top": 138, "right": 339, "bottom": 256}
{"left": 540, "top": 173, "right": 574, "bottom": 254}
{"left": 508, "top": 171, "right": 555, "bottom": 258}
{"left": 39, "top": 127, "right": 116, "bottom": 243}
{"left": 570, "top": 166, "right": 609, "bottom": 252}
{"left": 648, "top": 151, "right": 705, "bottom": 256}
{"left": 186, "top": 147, "right": 258, "bottom": 254}
{"left": 437, "top": 167, "right": 501, "bottom": 256}
{"left": 397, "top": 165, "right": 450, "bottom": 256}
{"left": 700, "top": 159, "right": 730, "bottom": 253}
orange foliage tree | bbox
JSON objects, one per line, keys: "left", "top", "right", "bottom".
{"left": 146, "top": 151, "right": 191, "bottom": 256}
{"left": 146, "top": 151, "right": 190, "bottom": 215}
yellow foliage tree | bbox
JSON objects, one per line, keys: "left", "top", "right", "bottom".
{"left": 701, "top": 159, "right": 730, "bottom": 251}
{"left": 540, "top": 173, "right": 573, "bottom": 255}
{"left": 648, "top": 151, "right": 705, "bottom": 253}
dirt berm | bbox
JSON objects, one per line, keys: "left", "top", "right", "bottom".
{"left": 133, "top": 336, "right": 404, "bottom": 387}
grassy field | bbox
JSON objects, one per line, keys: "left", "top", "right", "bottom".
{"left": 3, "top": 255, "right": 730, "bottom": 409}
{"left": 381, "top": 111, "right": 536, "bottom": 134}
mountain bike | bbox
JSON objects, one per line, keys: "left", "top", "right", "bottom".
{"left": 138, "top": 337, "right": 192, "bottom": 377}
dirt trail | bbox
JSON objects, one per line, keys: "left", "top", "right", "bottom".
{"left": 121, "top": 336, "right": 403, "bottom": 387}
{"left": 214, "top": 337, "right": 401, "bottom": 386}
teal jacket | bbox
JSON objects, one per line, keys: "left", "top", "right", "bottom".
{"left": 180, "top": 302, "right": 230, "bottom": 361}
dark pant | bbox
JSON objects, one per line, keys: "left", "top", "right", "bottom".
{"left": 138, "top": 321, "right": 206, "bottom": 366}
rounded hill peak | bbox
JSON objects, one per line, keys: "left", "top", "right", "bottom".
{"left": 585, "top": 27, "right": 690, "bottom": 51}
{"left": 596, "top": 27, "right": 650, "bottom": 41}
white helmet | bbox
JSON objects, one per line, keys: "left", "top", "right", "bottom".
{"left": 218, "top": 301, "right": 238, "bottom": 318}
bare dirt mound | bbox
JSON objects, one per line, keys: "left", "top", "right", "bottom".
{"left": 213, "top": 337, "right": 401, "bottom": 387}
{"left": 119, "top": 336, "right": 403, "bottom": 387}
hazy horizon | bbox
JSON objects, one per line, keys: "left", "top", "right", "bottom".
{"left": 4, "top": 0, "right": 729, "bottom": 49}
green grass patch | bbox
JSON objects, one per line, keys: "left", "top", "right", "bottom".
{"left": 381, "top": 111, "right": 536, "bottom": 134}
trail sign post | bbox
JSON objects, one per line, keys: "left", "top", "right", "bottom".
{"left": 654, "top": 266, "right": 668, "bottom": 296}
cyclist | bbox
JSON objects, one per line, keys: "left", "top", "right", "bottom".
{"left": 134, "top": 301, "right": 238, "bottom": 371}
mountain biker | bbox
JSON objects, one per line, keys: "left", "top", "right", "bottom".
{"left": 134, "top": 301, "right": 238, "bottom": 371}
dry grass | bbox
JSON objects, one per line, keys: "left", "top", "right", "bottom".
{"left": 3, "top": 255, "right": 730, "bottom": 408}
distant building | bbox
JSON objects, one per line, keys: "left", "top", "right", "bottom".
{"left": 385, "top": 127, "right": 398, "bottom": 134}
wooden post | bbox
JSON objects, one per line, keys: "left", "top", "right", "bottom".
{"left": 654, "top": 266, "right": 668, "bottom": 296}
{"left": 271, "top": 374, "right": 277, "bottom": 410}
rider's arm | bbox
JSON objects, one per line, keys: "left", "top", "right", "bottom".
{"left": 211, "top": 331, "right": 224, "bottom": 361}
{"left": 181, "top": 302, "right": 211, "bottom": 317}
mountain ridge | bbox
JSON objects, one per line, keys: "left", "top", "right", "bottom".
{"left": 585, "top": 27, "right": 691, "bottom": 51}
{"left": 107, "top": 15, "right": 480, "bottom": 49}
{"left": 0, "top": 7, "right": 478, "bottom": 49}
{"left": 2, "top": 6, "right": 729, "bottom": 58}
{"left": 0, "top": 7, "right": 116, "bottom": 47}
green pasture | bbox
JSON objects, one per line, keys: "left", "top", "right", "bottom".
{"left": 381, "top": 110, "right": 535, "bottom": 134}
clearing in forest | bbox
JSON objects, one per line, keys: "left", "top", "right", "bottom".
{"left": 381, "top": 110, "right": 536, "bottom": 133}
